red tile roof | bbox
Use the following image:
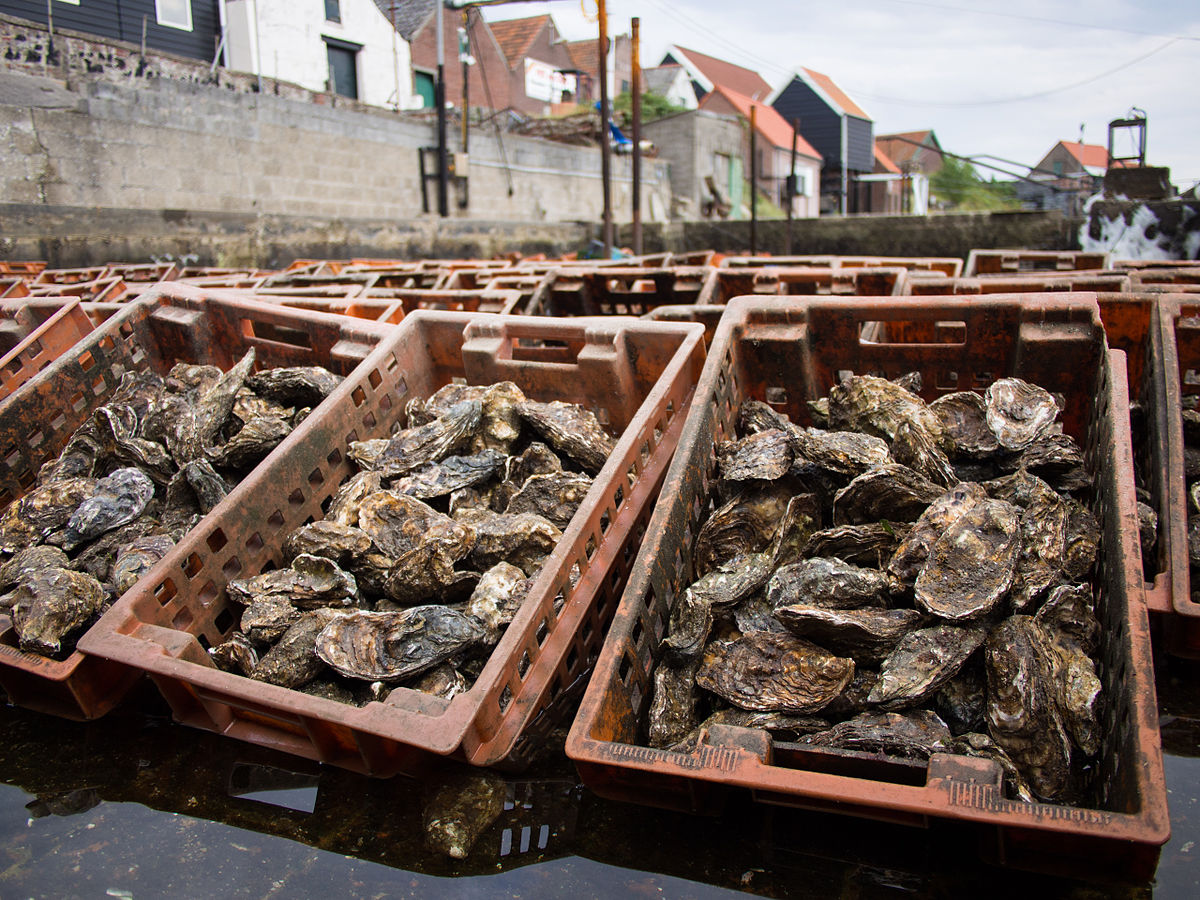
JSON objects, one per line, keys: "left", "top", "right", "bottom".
{"left": 1060, "top": 141, "right": 1109, "bottom": 170}
{"left": 801, "top": 67, "right": 869, "bottom": 120}
{"left": 876, "top": 130, "right": 938, "bottom": 167}
{"left": 874, "top": 145, "right": 901, "bottom": 174}
{"left": 489, "top": 15, "right": 551, "bottom": 67}
{"left": 565, "top": 39, "right": 598, "bottom": 77}
{"left": 670, "top": 45, "right": 772, "bottom": 101}
{"left": 699, "top": 85, "right": 821, "bottom": 160}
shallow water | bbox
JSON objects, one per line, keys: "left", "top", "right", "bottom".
{"left": 0, "top": 649, "right": 1196, "bottom": 899}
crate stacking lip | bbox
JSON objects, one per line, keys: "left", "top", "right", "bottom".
{"left": 566, "top": 294, "right": 1169, "bottom": 880}
{"left": 79, "top": 310, "right": 706, "bottom": 776}
{"left": 0, "top": 283, "right": 395, "bottom": 720}
{"left": 1151, "top": 295, "right": 1200, "bottom": 641}
{"left": 0, "top": 300, "right": 95, "bottom": 399}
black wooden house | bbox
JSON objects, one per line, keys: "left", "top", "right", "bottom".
{"left": 2, "top": 1, "right": 222, "bottom": 63}
{"left": 770, "top": 68, "right": 874, "bottom": 214}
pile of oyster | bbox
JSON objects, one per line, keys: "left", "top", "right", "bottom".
{"left": 210, "top": 381, "right": 613, "bottom": 706}
{"left": 0, "top": 349, "right": 342, "bottom": 658}
{"left": 648, "top": 373, "right": 1107, "bottom": 805}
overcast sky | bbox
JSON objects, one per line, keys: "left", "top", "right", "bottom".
{"left": 479, "top": 0, "right": 1200, "bottom": 189}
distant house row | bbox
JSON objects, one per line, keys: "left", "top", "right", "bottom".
{"left": 0, "top": 1, "right": 1116, "bottom": 219}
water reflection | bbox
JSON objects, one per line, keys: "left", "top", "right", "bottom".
{"left": 0, "top": 660, "right": 1192, "bottom": 898}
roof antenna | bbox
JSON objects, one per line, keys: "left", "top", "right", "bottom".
{"left": 1079, "top": 122, "right": 1085, "bottom": 145}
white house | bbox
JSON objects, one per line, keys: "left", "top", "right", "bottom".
{"left": 223, "top": 0, "right": 416, "bottom": 109}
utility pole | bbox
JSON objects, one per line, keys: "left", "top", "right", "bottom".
{"left": 631, "top": 17, "right": 642, "bottom": 256}
{"left": 749, "top": 105, "right": 758, "bottom": 255}
{"left": 435, "top": 2, "right": 449, "bottom": 217}
{"left": 786, "top": 118, "right": 799, "bottom": 254}
{"left": 460, "top": 13, "right": 470, "bottom": 153}
{"left": 598, "top": 0, "right": 613, "bottom": 257}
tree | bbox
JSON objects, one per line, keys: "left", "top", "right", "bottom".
{"left": 612, "top": 91, "right": 687, "bottom": 128}
{"left": 930, "top": 157, "right": 1019, "bottom": 211}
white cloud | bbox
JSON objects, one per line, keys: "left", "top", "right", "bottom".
{"left": 480, "top": 0, "right": 1200, "bottom": 188}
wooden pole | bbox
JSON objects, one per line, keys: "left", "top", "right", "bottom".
{"left": 435, "top": 3, "right": 449, "bottom": 217}
{"left": 631, "top": 17, "right": 642, "bottom": 255}
{"left": 749, "top": 105, "right": 757, "bottom": 255}
{"left": 598, "top": 0, "right": 613, "bottom": 256}
{"left": 786, "top": 118, "right": 799, "bottom": 254}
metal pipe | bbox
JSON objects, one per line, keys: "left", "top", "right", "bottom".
{"left": 461, "top": 12, "right": 469, "bottom": 153}
{"left": 631, "top": 17, "right": 642, "bottom": 255}
{"left": 435, "top": 2, "right": 449, "bottom": 217}
{"left": 598, "top": 0, "right": 613, "bottom": 256}
{"left": 840, "top": 114, "right": 848, "bottom": 215}
{"left": 749, "top": 105, "right": 758, "bottom": 255}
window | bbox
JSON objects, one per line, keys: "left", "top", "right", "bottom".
{"left": 324, "top": 37, "right": 361, "bottom": 99}
{"left": 414, "top": 71, "right": 436, "bottom": 108}
{"left": 155, "top": 0, "right": 193, "bottom": 32}
{"left": 325, "top": 1, "right": 341, "bottom": 23}
{"left": 1053, "top": 160, "right": 1064, "bottom": 176}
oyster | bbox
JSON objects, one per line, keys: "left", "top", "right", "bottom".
{"left": 282, "top": 520, "right": 372, "bottom": 567}
{"left": 245, "top": 365, "right": 342, "bottom": 407}
{"left": 109, "top": 534, "right": 175, "bottom": 594}
{"left": 934, "top": 665, "right": 987, "bottom": 735}
{"left": 951, "top": 732, "right": 1036, "bottom": 802}
{"left": 693, "top": 486, "right": 790, "bottom": 577}
{"left": 985, "top": 616, "right": 1073, "bottom": 801}
{"left": 929, "top": 391, "right": 999, "bottom": 457}
{"left": 800, "top": 523, "right": 908, "bottom": 567}
{"left": 251, "top": 608, "right": 346, "bottom": 688}
{"left": 867, "top": 625, "right": 986, "bottom": 709}
{"left": 790, "top": 427, "right": 891, "bottom": 478}
{"left": 516, "top": 399, "right": 616, "bottom": 475}
{"left": 208, "top": 415, "right": 291, "bottom": 469}
{"left": 1008, "top": 483, "right": 1072, "bottom": 613}
{"left": 662, "top": 587, "right": 716, "bottom": 665}
{"left": 315, "top": 606, "right": 489, "bottom": 682}
{"left": 178, "top": 459, "right": 230, "bottom": 514}
{"left": 773, "top": 606, "right": 924, "bottom": 664}
{"left": 648, "top": 659, "right": 701, "bottom": 748}
{"left": 10, "top": 568, "right": 106, "bottom": 656}
{"left": 410, "top": 663, "right": 470, "bottom": 700}
{"left": 0, "top": 546, "right": 71, "bottom": 594}
{"left": 466, "top": 562, "right": 527, "bottom": 634}
{"left": 505, "top": 442, "right": 563, "bottom": 487}
{"left": 690, "top": 553, "right": 775, "bottom": 609}
{"left": 1034, "top": 583, "right": 1099, "bottom": 656}
{"left": 0, "top": 478, "right": 97, "bottom": 553}
{"left": 891, "top": 418, "right": 957, "bottom": 488}
{"left": 828, "top": 374, "right": 946, "bottom": 448}
{"left": 696, "top": 632, "right": 855, "bottom": 714}
{"left": 208, "top": 630, "right": 258, "bottom": 676}
{"left": 391, "top": 449, "right": 507, "bottom": 501}
{"left": 914, "top": 498, "right": 1021, "bottom": 621}
{"left": 1137, "top": 501, "right": 1158, "bottom": 563}
{"left": 239, "top": 596, "right": 303, "bottom": 645}
{"left": 831, "top": 463, "right": 941, "bottom": 525}
{"left": 504, "top": 471, "right": 593, "bottom": 528}
{"left": 984, "top": 378, "right": 1060, "bottom": 450}
{"left": 384, "top": 522, "right": 476, "bottom": 605}
{"left": 370, "top": 401, "right": 482, "bottom": 479}
{"left": 226, "top": 554, "right": 357, "bottom": 610}
{"left": 61, "top": 468, "right": 155, "bottom": 551}
{"left": 766, "top": 557, "right": 891, "bottom": 611}
{"left": 798, "top": 709, "right": 953, "bottom": 760}
{"left": 457, "top": 510, "right": 560, "bottom": 575}
{"left": 731, "top": 594, "right": 789, "bottom": 635}
{"left": 71, "top": 517, "right": 163, "bottom": 583}
{"left": 888, "top": 482, "right": 987, "bottom": 584}
{"left": 424, "top": 772, "right": 506, "bottom": 860}
{"left": 325, "top": 471, "right": 384, "bottom": 527}
{"left": 671, "top": 708, "right": 830, "bottom": 752}
{"left": 717, "top": 430, "right": 793, "bottom": 482}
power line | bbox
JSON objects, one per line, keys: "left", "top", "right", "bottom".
{"left": 877, "top": 0, "right": 1200, "bottom": 42}
{"left": 846, "top": 37, "right": 1182, "bottom": 107}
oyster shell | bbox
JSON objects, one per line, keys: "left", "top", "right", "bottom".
{"left": 985, "top": 615, "right": 1073, "bottom": 801}
{"left": 505, "top": 442, "right": 563, "bottom": 488}
{"left": 867, "top": 624, "right": 986, "bottom": 709}
{"left": 424, "top": 772, "right": 507, "bottom": 860}
{"left": 670, "top": 708, "right": 830, "bottom": 752}
{"left": 0, "top": 545, "right": 71, "bottom": 594}
{"left": 0, "top": 478, "right": 97, "bottom": 553}
{"left": 800, "top": 523, "right": 908, "bottom": 568}
{"left": 717, "top": 430, "right": 793, "bottom": 482}
{"left": 314, "top": 606, "right": 489, "bottom": 682}
{"left": 790, "top": 427, "right": 892, "bottom": 478}
{"left": 370, "top": 401, "right": 482, "bottom": 479}
{"left": 798, "top": 709, "right": 953, "bottom": 760}
{"left": 888, "top": 482, "right": 987, "bottom": 585}
{"left": 457, "top": 509, "right": 560, "bottom": 575}
{"left": 693, "top": 486, "right": 790, "bottom": 577}
{"left": 391, "top": 449, "right": 507, "bottom": 501}
{"left": 466, "top": 562, "right": 527, "bottom": 634}
{"left": 890, "top": 418, "right": 957, "bottom": 488}
{"left": 662, "top": 587, "right": 716, "bottom": 665}
{"left": 11, "top": 567, "right": 106, "bottom": 656}
{"left": 110, "top": 534, "right": 175, "bottom": 594}
{"left": 410, "top": 663, "right": 470, "bottom": 700}
{"left": 208, "top": 415, "right": 291, "bottom": 469}
{"left": 61, "top": 468, "right": 155, "bottom": 551}
{"left": 828, "top": 374, "right": 946, "bottom": 448}
{"left": 984, "top": 378, "right": 1060, "bottom": 450}
{"left": 282, "top": 520, "right": 372, "bottom": 567}
{"left": 251, "top": 608, "right": 346, "bottom": 688}
{"left": 504, "top": 471, "right": 592, "bottom": 528}
{"left": 766, "top": 557, "right": 891, "bottom": 611}
{"left": 208, "top": 630, "right": 259, "bottom": 676}
{"left": 516, "top": 399, "right": 615, "bottom": 475}
{"left": 934, "top": 665, "right": 987, "bottom": 735}
{"left": 245, "top": 366, "right": 342, "bottom": 407}
{"left": 696, "top": 632, "right": 855, "bottom": 714}
{"left": 226, "top": 554, "right": 357, "bottom": 610}
{"left": 832, "top": 463, "right": 942, "bottom": 525}
{"left": 648, "top": 659, "right": 701, "bottom": 748}
{"left": 773, "top": 605, "right": 924, "bottom": 664}
{"left": 929, "top": 391, "right": 999, "bottom": 457}
{"left": 325, "top": 471, "right": 384, "bottom": 527}
{"left": 951, "top": 732, "right": 1035, "bottom": 802}
{"left": 239, "top": 596, "right": 303, "bottom": 645}
{"left": 1033, "top": 583, "right": 1099, "bottom": 656}
{"left": 914, "top": 498, "right": 1021, "bottom": 621}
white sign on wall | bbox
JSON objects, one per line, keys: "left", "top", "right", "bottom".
{"left": 525, "top": 58, "right": 576, "bottom": 103}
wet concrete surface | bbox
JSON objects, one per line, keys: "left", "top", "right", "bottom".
{"left": 0, "top": 646, "right": 1196, "bottom": 899}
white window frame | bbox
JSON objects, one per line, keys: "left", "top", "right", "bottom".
{"left": 155, "top": 0, "right": 194, "bottom": 33}
{"left": 55, "top": 1, "right": 81, "bottom": 6}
